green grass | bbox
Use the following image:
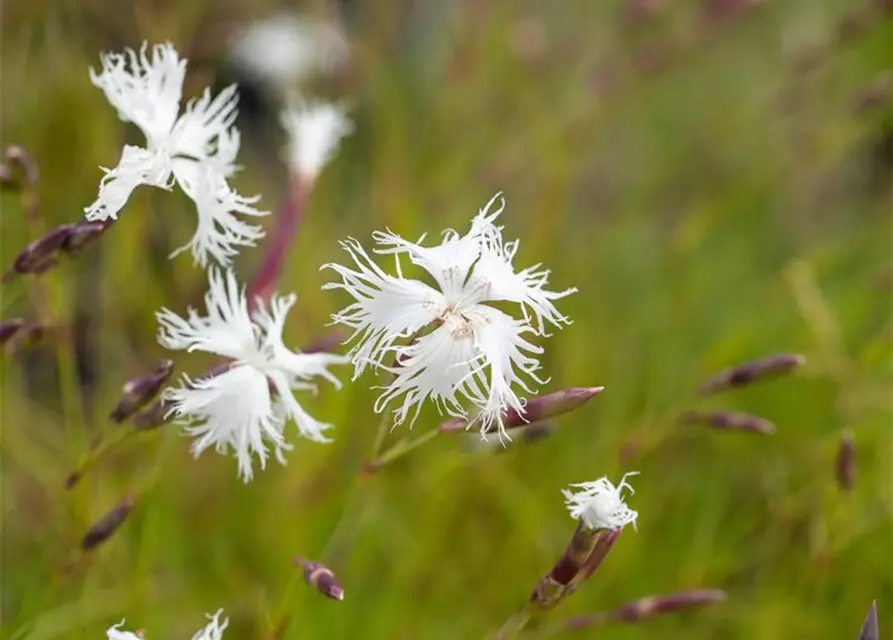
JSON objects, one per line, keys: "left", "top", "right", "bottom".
{"left": 2, "top": 1, "right": 891, "bottom": 638}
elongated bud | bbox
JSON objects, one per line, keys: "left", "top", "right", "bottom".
{"left": 440, "top": 387, "right": 604, "bottom": 433}
{"left": 110, "top": 359, "right": 175, "bottom": 422}
{"left": 81, "top": 496, "right": 135, "bottom": 551}
{"left": 294, "top": 557, "right": 344, "bottom": 601}
{"left": 562, "top": 589, "right": 727, "bottom": 630}
{"left": 698, "top": 353, "right": 805, "bottom": 396}
{"left": 0, "top": 318, "right": 25, "bottom": 346}
{"left": 680, "top": 410, "right": 775, "bottom": 435}
{"left": 62, "top": 220, "right": 112, "bottom": 254}
{"left": 4, "top": 224, "right": 74, "bottom": 281}
{"left": 131, "top": 398, "right": 171, "bottom": 430}
{"left": 859, "top": 600, "right": 879, "bottom": 640}
{"left": 530, "top": 523, "right": 602, "bottom": 609}
{"left": 836, "top": 429, "right": 856, "bottom": 490}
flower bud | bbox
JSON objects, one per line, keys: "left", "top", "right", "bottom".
{"left": 835, "top": 429, "right": 855, "bottom": 490}
{"left": 698, "top": 353, "right": 805, "bottom": 396}
{"left": 860, "top": 600, "right": 879, "bottom": 640}
{"left": 294, "top": 557, "right": 344, "bottom": 601}
{"left": 680, "top": 410, "right": 775, "bottom": 434}
{"left": 110, "top": 359, "right": 175, "bottom": 422}
{"left": 561, "top": 589, "right": 727, "bottom": 630}
{"left": 0, "top": 318, "right": 25, "bottom": 346}
{"left": 5, "top": 225, "right": 74, "bottom": 280}
{"left": 439, "top": 387, "right": 604, "bottom": 433}
{"left": 62, "top": 220, "right": 113, "bottom": 254}
{"left": 81, "top": 496, "right": 135, "bottom": 551}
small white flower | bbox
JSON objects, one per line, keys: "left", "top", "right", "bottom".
{"left": 563, "top": 472, "right": 639, "bottom": 531}
{"left": 157, "top": 268, "right": 347, "bottom": 481}
{"left": 86, "top": 42, "right": 267, "bottom": 266}
{"left": 228, "top": 14, "right": 350, "bottom": 91}
{"left": 323, "top": 193, "right": 576, "bottom": 440}
{"left": 280, "top": 100, "right": 353, "bottom": 179}
{"left": 106, "top": 610, "right": 228, "bottom": 640}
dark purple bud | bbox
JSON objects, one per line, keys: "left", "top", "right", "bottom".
{"left": 440, "top": 387, "right": 604, "bottom": 433}
{"left": 698, "top": 353, "right": 805, "bottom": 395}
{"left": 62, "top": 220, "right": 113, "bottom": 254}
{"left": 294, "top": 557, "right": 344, "bottom": 601}
{"left": 680, "top": 410, "right": 775, "bottom": 435}
{"left": 0, "top": 318, "right": 25, "bottom": 346}
{"left": 110, "top": 359, "right": 175, "bottom": 422}
{"left": 859, "top": 600, "right": 879, "bottom": 640}
{"left": 563, "top": 589, "right": 727, "bottom": 630}
{"left": 7, "top": 225, "right": 74, "bottom": 279}
{"left": 836, "top": 429, "right": 856, "bottom": 491}
{"left": 81, "top": 496, "right": 135, "bottom": 551}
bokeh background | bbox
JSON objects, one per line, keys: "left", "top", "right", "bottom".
{"left": 2, "top": 1, "right": 891, "bottom": 638}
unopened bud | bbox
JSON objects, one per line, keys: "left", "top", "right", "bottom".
{"left": 5, "top": 225, "right": 74, "bottom": 281}
{"left": 698, "top": 353, "right": 805, "bottom": 395}
{"left": 3, "top": 146, "right": 38, "bottom": 186}
{"left": 440, "top": 387, "right": 604, "bottom": 433}
{"left": 860, "top": 600, "right": 879, "bottom": 640}
{"left": 680, "top": 410, "right": 775, "bottom": 434}
{"left": 0, "top": 318, "right": 25, "bottom": 346}
{"left": 835, "top": 429, "right": 856, "bottom": 490}
{"left": 110, "top": 359, "right": 175, "bottom": 422}
{"left": 81, "top": 496, "right": 135, "bottom": 551}
{"left": 294, "top": 557, "right": 344, "bottom": 601}
{"left": 131, "top": 398, "right": 172, "bottom": 430}
{"left": 62, "top": 220, "right": 112, "bottom": 254}
{"left": 562, "top": 589, "right": 727, "bottom": 630}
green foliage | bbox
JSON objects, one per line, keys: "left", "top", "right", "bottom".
{"left": 2, "top": 1, "right": 890, "bottom": 638}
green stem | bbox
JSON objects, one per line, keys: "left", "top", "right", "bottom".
{"left": 492, "top": 606, "right": 534, "bottom": 640}
{"left": 370, "top": 428, "right": 440, "bottom": 469}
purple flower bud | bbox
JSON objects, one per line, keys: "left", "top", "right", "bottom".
{"left": 859, "top": 600, "right": 879, "bottom": 640}
{"left": 0, "top": 318, "right": 25, "bottom": 346}
{"left": 6, "top": 225, "right": 74, "bottom": 280}
{"left": 81, "top": 496, "right": 135, "bottom": 551}
{"left": 836, "top": 429, "right": 856, "bottom": 490}
{"left": 62, "top": 220, "right": 113, "bottom": 254}
{"left": 294, "top": 557, "right": 344, "bottom": 601}
{"left": 110, "top": 359, "right": 175, "bottom": 422}
{"left": 680, "top": 410, "right": 775, "bottom": 434}
{"left": 698, "top": 353, "right": 805, "bottom": 396}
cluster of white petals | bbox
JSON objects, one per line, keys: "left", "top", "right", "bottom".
{"left": 563, "top": 472, "right": 639, "bottom": 531}
{"left": 108, "top": 609, "right": 228, "bottom": 640}
{"left": 323, "top": 193, "right": 576, "bottom": 440}
{"left": 86, "top": 42, "right": 267, "bottom": 266}
{"left": 157, "top": 269, "right": 347, "bottom": 481}
{"left": 280, "top": 100, "right": 353, "bottom": 179}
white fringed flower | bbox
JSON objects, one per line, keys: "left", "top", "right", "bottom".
{"left": 106, "top": 609, "right": 228, "bottom": 640}
{"left": 280, "top": 100, "right": 353, "bottom": 179}
{"left": 228, "top": 14, "right": 349, "bottom": 91}
{"left": 157, "top": 269, "right": 347, "bottom": 482}
{"left": 563, "top": 472, "right": 640, "bottom": 531}
{"left": 86, "top": 42, "right": 267, "bottom": 267}
{"left": 323, "top": 193, "right": 576, "bottom": 440}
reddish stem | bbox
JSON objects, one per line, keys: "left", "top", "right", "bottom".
{"left": 248, "top": 175, "right": 312, "bottom": 311}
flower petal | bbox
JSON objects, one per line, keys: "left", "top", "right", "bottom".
{"left": 85, "top": 145, "right": 172, "bottom": 221}
{"left": 171, "top": 160, "right": 268, "bottom": 267}
{"left": 165, "top": 366, "right": 287, "bottom": 482}
{"left": 107, "top": 620, "right": 142, "bottom": 640}
{"left": 323, "top": 238, "right": 445, "bottom": 376}
{"left": 172, "top": 84, "right": 240, "bottom": 170}
{"left": 563, "top": 472, "right": 640, "bottom": 531}
{"left": 90, "top": 42, "right": 186, "bottom": 147}
{"left": 280, "top": 100, "right": 353, "bottom": 179}
{"left": 191, "top": 609, "right": 229, "bottom": 640}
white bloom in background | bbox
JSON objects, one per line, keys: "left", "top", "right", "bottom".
{"left": 106, "top": 610, "right": 228, "bottom": 640}
{"left": 280, "top": 100, "right": 353, "bottom": 180}
{"left": 228, "top": 14, "right": 350, "bottom": 92}
{"left": 323, "top": 193, "right": 576, "bottom": 440}
{"left": 86, "top": 42, "right": 267, "bottom": 266}
{"left": 157, "top": 269, "right": 347, "bottom": 481}
{"left": 563, "top": 472, "right": 639, "bottom": 531}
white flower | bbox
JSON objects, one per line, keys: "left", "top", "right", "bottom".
{"left": 322, "top": 193, "right": 576, "bottom": 440}
{"left": 563, "top": 472, "right": 639, "bottom": 531}
{"left": 86, "top": 42, "right": 267, "bottom": 267}
{"left": 157, "top": 268, "right": 347, "bottom": 481}
{"left": 106, "top": 610, "right": 228, "bottom": 640}
{"left": 280, "top": 100, "right": 353, "bottom": 179}
{"left": 228, "top": 14, "right": 350, "bottom": 91}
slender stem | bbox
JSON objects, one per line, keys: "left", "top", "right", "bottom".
{"left": 492, "top": 606, "right": 534, "bottom": 640}
{"left": 248, "top": 174, "right": 312, "bottom": 311}
{"left": 370, "top": 428, "right": 440, "bottom": 469}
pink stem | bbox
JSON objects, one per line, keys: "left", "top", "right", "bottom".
{"left": 248, "top": 175, "right": 312, "bottom": 311}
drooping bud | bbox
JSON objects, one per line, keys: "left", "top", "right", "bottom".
{"left": 4, "top": 225, "right": 75, "bottom": 281}
{"left": 859, "top": 600, "right": 879, "bottom": 640}
{"left": 680, "top": 410, "right": 775, "bottom": 435}
{"left": 62, "top": 220, "right": 113, "bottom": 255}
{"left": 294, "top": 557, "right": 344, "bottom": 601}
{"left": 0, "top": 318, "right": 25, "bottom": 347}
{"left": 439, "top": 387, "right": 604, "bottom": 433}
{"left": 110, "top": 359, "right": 175, "bottom": 422}
{"left": 560, "top": 589, "right": 727, "bottom": 630}
{"left": 698, "top": 353, "right": 805, "bottom": 396}
{"left": 81, "top": 496, "right": 135, "bottom": 551}
{"left": 836, "top": 429, "right": 856, "bottom": 491}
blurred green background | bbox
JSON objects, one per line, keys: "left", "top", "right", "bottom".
{"left": 2, "top": 0, "right": 891, "bottom": 638}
